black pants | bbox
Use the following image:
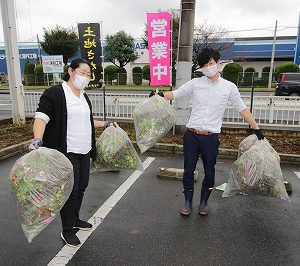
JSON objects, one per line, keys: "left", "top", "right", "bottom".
{"left": 60, "top": 152, "right": 90, "bottom": 232}
{"left": 182, "top": 130, "right": 220, "bottom": 190}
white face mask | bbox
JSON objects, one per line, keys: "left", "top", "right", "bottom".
{"left": 72, "top": 73, "right": 90, "bottom": 91}
{"left": 201, "top": 64, "right": 219, "bottom": 78}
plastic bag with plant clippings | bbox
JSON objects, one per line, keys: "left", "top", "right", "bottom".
{"left": 223, "top": 139, "right": 289, "bottom": 201}
{"left": 238, "top": 134, "right": 258, "bottom": 158}
{"left": 9, "top": 147, "right": 73, "bottom": 243}
{"left": 238, "top": 134, "right": 280, "bottom": 162}
{"left": 133, "top": 95, "right": 176, "bottom": 153}
{"left": 93, "top": 123, "right": 144, "bottom": 171}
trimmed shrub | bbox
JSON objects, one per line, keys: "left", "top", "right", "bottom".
{"left": 261, "top": 66, "right": 271, "bottom": 81}
{"left": 253, "top": 79, "right": 268, "bottom": 87}
{"left": 34, "top": 64, "right": 45, "bottom": 85}
{"left": 243, "top": 67, "right": 256, "bottom": 86}
{"left": 142, "top": 65, "right": 150, "bottom": 82}
{"left": 222, "top": 63, "right": 243, "bottom": 85}
{"left": 24, "top": 59, "right": 35, "bottom": 85}
{"left": 104, "top": 65, "right": 118, "bottom": 84}
{"left": 132, "top": 67, "right": 142, "bottom": 85}
{"left": 117, "top": 67, "right": 127, "bottom": 85}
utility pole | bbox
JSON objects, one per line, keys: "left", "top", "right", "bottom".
{"left": 268, "top": 20, "right": 278, "bottom": 89}
{"left": 0, "top": 0, "right": 25, "bottom": 124}
{"left": 36, "top": 34, "right": 41, "bottom": 64}
{"left": 174, "top": 0, "right": 196, "bottom": 133}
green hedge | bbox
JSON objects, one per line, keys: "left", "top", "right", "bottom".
{"left": 132, "top": 66, "right": 142, "bottom": 85}
{"left": 142, "top": 65, "right": 150, "bottom": 81}
{"left": 222, "top": 63, "right": 243, "bottom": 85}
{"left": 104, "top": 65, "right": 118, "bottom": 84}
{"left": 117, "top": 67, "right": 127, "bottom": 85}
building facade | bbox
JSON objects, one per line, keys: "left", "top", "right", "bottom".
{"left": 0, "top": 36, "right": 297, "bottom": 78}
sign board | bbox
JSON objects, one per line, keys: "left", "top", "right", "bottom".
{"left": 295, "top": 12, "right": 300, "bottom": 66}
{"left": 78, "top": 23, "right": 102, "bottom": 88}
{"left": 147, "top": 12, "right": 171, "bottom": 86}
{"left": 42, "top": 55, "right": 64, "bottom": 73}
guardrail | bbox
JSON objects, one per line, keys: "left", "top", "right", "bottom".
{"left": 1, "top": 91, "right": 300, "bottom": 129}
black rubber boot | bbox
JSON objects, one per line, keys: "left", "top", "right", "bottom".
{"left": 199, "top": 188, "right": 212, "bottom": 216}
{"left": 180, "top": 189, "right": 194, "bottom": 216}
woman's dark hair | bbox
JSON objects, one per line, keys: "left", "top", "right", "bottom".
{"left": 62, "top": 58, "right": 92, "bottom": 81}
{"left": 197, "top": 48, "right": 220, "bottom": 68}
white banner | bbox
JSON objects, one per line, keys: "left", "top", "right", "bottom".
{"left": 42, "top": 55, "right": 64, "bottom": 73}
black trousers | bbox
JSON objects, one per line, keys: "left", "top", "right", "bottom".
{"left": 182, "top": 130, "right": 220, "bottom": 190}
{"left": 60, "top": 152, "right": 90, "bottom": 232}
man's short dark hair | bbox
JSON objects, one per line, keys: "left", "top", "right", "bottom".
{"left": 197, "top": 48, "right": 220, "bottom": 68}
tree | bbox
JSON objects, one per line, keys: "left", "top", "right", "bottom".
{"left": 192, "top": 22, "right": 233, "bottom": 72}
{"left": 104, "top": 31, "right": 138, "bottom": 68}
{"left": 41, "top": 26, "right": 79, "bottom": 65}
{"left": 275, "top": 62, "right": 300, "bottom": 76}
{"left": 142, "top": 9, "right": 179, "bottom": 70}
{"left": 222, "top": 63, "right": 243, "bottom": 85}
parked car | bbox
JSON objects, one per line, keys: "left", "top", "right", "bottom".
{"left": 275, "top": 72, "right": 300, "bottom": 96}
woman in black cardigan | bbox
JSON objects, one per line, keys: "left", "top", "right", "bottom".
{"left": 30, "top": 58, "right": 108, "bottom": 247}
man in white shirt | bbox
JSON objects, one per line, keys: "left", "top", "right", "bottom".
{"left": 158, "top": 48, "right": 264, "bottom": 216}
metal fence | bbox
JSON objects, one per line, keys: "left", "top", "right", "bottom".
{"left": 21, "top": 91, "right": 300, "bottom": 129}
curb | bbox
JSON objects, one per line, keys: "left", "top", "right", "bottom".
{"left": 0, "top": 140, "right": 299, "bottom": 165}
{"left": 135, "top": 142, "right": 300, "bottom": 165}
{"left": 0, "top": 140, "right": 31, "bottom": 161}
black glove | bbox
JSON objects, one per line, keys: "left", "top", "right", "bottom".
{"left": 149, "top": 90, "right": 155, "bottom": 97}
{"left": 157, "top": 91, "right": 164, "bottom": 97}
{"left": 149, "top": 90, "right": 164, "bottom": 98}
{"left": 254, "top": 129, "right": 265, "bottom": 140}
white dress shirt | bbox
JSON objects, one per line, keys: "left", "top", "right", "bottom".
{"left": 35, "top": 81, "right": 91, "bottom": 154}
{"left": 173, "top": 76, "right": 247, "bottom": 133}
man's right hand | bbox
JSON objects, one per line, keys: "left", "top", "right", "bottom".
{"left": 29, "top": 138, "right": 43, "bottom": 151}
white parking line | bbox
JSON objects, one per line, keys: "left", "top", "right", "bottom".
{"left": 294, "top": 172, "right": 300, "bottom": 180}
{"left": 48, "top": 157, "right": 155, "bottom": 266}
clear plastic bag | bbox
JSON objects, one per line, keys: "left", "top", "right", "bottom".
{"left": 9, "top": 147, "right": 74, "bottom": 242}
{"left": 223, "top": 139, "right": 290, "bottom": 201}
{"left": 238, "top": 134, "right": 258, "bottom": 158}
{"left": 238, "top": 134, "right": 280, "bottom": 162}
{"left": 93, "top": 123, "right": 144, "bottom": 171}
{"left": 133, "top": 95, "right": 176, "bottom": 153}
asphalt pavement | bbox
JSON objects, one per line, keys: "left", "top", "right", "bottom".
{"left": 0, "top": 153, "right": 299, "bottom": 265}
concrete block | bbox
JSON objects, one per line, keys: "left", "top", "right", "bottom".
{"left": 157, "top": 167, "right": 198, "bottom": 182}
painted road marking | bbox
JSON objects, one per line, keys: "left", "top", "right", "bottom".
{"left": 294, "top": 172, "right": 300, "bottom": 180}
{"left": 48, "top": 157, "right": 155, "bottom": 266}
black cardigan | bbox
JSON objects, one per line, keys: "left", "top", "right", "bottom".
{"left": 36, "top": 84, "right": 97, "bottom": 160}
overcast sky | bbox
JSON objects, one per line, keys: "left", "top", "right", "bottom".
{"left": 0, "top": 0, "right": 299, "bottom": 43}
